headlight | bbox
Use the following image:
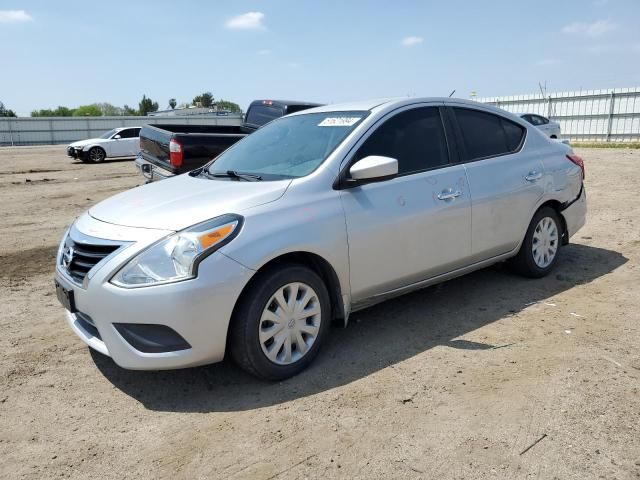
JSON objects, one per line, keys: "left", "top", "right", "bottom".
{"left": 110, "top": 214, "right": 242, "bottom": 288}
{"left": 75, "top": 146, "right": 84, "bottom": 150}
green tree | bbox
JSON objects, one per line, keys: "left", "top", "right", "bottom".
{"left": 138, "top": 94, "right": 159, "bottom": 116}
{"left": 95, "top": 102, "right": 123, "bottom": 116}
{"left": 54, "top": 106, "right": 74, "bottom": 116}
{"left": 0, "top": 101, "right": 17, "bottom": 117}
{"left": 72, "top": 104, "right": 102, "bottom": 116}
{"left": 31, "top": 108, "right": 54, "bottom": 117}
{"left": 122, "top": 104, "right": 138, "bottom": 116}
{"left": 169, "top": 98, "right": 177, "bottom": 109}
{"left": 31, "top": 106, "right": 74, "bottom": 117}
{"left": 192, "top": 92, "right": 214, "bottom": 107}
{"left": 215, "top": 99, "right": 242, "bottom": 113}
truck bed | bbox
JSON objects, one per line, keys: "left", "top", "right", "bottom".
{"left": 139, "top": 124, "right": 247, "bottom": 175}
{"left": 148, "top": 124, "right": 246, "bottom": 135}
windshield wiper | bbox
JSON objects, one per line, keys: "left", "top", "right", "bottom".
{"left": 207, "top": 170, "right": 263, "bottom": 181}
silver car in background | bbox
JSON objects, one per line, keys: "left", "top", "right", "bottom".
{"left": 54, "top": 98, "right": 586, "bottom": 380}
{"left": 520, "top": 113, "right": 562, "bottom": 139}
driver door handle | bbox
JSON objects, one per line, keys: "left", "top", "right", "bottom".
{"left": 437, "top": 189, "right": 462, "bottom": 201}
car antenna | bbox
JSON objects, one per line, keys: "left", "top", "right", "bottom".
{"left": 448, "top": 89, "right": 456, "bottom": 98}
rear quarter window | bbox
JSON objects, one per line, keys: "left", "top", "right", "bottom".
{"left": 502, "top": 119, "right": 526, "bottom": 151}
{"left": 245, "top": 105, "right": 285, "bottom": 127}
{"left": 453, "top": 108, "right": 525, "bottom": 161}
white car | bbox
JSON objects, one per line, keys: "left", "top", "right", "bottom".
{"left": 67, "top": 127, "right": 141, "bottom": 163}
{"left": 519, "top": 114, "right": 561, "bottom": 139}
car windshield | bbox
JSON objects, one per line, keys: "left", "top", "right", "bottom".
{"left": 206, "top": 111, "right": 367, "bottom": 179}
{"left": 99, "top": 128, "right": 119, "bottom": 139}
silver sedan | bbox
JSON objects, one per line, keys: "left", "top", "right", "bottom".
{"left": 520, "top": 113, "right": 562, "bottom": 139}
{"left": 54, "top": 98, "right": 586, "bottom": 380}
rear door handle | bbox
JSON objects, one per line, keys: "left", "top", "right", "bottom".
{"left": 525, "top": 171, "right": 543, "bottom": 182}
{"left": 437, "top": 189, "right": 462, "bottom": 201}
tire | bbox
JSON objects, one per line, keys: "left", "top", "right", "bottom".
{"left": 87, "top": 147, "right": 106, "bottom": 163}
{"left": 509, "top": 207, "right": 562, "bottom": 278}
{"left": 229, "top": 264, "right": 331, "bottom": 381}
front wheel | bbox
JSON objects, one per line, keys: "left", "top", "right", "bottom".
{"left": 230, "top": 265, "right": 331, "bottom": 380}
{"left": 87, "top": 147, "right": 106, "bottom": 163}
{"left": 509, "top": 207, "right": 562, "bottom": 278}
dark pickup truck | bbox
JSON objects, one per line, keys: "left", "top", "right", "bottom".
{"left": 135, "top": 99, "right": 321, "bottom": 181}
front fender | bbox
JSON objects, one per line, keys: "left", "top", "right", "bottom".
{"left": 219, "top": 189, "right": 351, "bottom": 315}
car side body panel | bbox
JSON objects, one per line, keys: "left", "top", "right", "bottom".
{"left": 55, "top": 97, "right": 586, "bottom": 371}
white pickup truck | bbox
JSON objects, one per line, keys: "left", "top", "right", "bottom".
{"left": 67, "top": 127, "right": 141, "bottom": 163}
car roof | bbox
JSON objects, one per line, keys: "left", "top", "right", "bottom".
{"left": 519, "top": 113, "right": 546, "bottom": 117}
{"left": 289, "top": 97, "right": 518, "bottom": 116}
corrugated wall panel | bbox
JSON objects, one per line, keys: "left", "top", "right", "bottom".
{"left": 478, "top": 87, "right": 640, "bottom": 142}
{"left": 0, "top": 115, "right": 243, "bottom": 146}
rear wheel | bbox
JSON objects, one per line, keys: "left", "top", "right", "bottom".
{"left": 510, "top": 207, "right": 562, "bottom": 278}
{"left": 87, "top": 147, "right": 106, "bottom": 163}
{"left": 230, "top": 265, "right": 331, "bottom": 380}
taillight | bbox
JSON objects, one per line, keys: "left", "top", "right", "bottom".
{"left": 566, "top": 154, "right": 585, "bottom": 179}
{"left": 169, "top": 138, "right": 183, "bottom": 167}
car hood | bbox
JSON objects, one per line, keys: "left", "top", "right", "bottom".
{"left": 89, "top": 173, "right": 292, "bottom": 231}
{"left": 69, "top": 138, "right": 102, "bottom": 148}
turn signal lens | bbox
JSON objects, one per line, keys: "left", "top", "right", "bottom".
{"left": 198, "top": 224, "right": 234, "bottom": 249}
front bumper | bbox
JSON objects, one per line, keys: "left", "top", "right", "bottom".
{"left": 135, "top": 155, "right": 174, "bottom": 183}
{"left": 55, "top": 215, "right": 253, "bottom": 370}
{"left": 67, "top": 147, "right": 88, "bottom": 160}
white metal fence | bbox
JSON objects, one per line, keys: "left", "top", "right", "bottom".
{"left": 0, "top": 115, "right": 243, "bottom": 146}
{"left": 477, "top": 87, "right": 640, "bottom": 142}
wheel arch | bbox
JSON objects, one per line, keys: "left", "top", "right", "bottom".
{"left": 230, "top": 251, "right": 346, "bottom": 332}
{"left": 536, "top": 199, "right": 569, "bottom": 245}
{"left": 86, "top": 144, "right": 105, "bottom": 152}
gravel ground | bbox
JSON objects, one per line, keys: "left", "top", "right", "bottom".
{"left": 0, "top": 146, "right": 638, "bottom": 480}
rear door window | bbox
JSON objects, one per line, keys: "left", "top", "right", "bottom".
{"left": 453, "top": 108, "right": 525, "bottom": 161}
{"left": 117, "top": 129, "right": 136, "bottom": 139}
{"left": 353, "top": 107, "right": 449, "bottom": 175}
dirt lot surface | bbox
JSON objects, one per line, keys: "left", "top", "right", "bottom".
{"left": 0, "top": 146, "right": 639, "bottom": 479}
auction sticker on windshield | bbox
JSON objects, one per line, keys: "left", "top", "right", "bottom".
{"left": 318, "top": 117, "right": 361, "bottom": 127}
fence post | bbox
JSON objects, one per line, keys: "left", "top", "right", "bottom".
{"left": 606, "top": 91, "right": 616, "bottom": 143}
{"left": 86, "top": 118, "right": 91, "bottom": 139}
{"left": 547, "top": 95, "right": 552, "bottom": 117}
{"left": 49, "top": 118, "right": 55, "bottom": 144}
{"left": 8, "top": 117, "right": 15, "bottom": 146}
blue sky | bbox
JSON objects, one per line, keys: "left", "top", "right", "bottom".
{"left": 1, "top": 0, "right": 639, "bottom": 116}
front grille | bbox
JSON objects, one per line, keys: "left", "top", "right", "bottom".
{"left": 62, "top": 236, "right": 120, "bottom": 284}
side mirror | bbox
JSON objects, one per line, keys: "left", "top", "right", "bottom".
{"left": 113, "top": 134, "right": 121, "bottom": 140}
{"left": 349, "top": 155, "right": 398, "bottom": 182}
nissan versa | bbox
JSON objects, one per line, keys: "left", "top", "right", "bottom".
{"left": 54, "top": 98, "right": 587, "bottom": 380}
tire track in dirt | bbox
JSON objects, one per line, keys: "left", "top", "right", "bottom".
{"left": 0, "top": 245, "right": 58, "bottom": 283}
